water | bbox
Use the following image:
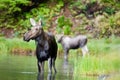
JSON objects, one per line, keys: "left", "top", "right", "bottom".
{"left": 0, "top": 55, "right": 111, "bottom": 80}
{"left": 0, "top": 55, "right": 74, "bottom": 80}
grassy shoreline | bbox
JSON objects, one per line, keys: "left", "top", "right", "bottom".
{"left": 0, "top": 37, "right": 35, "bottom": 55}
{"left": 72, "top": 37, "right": 120, "bottom": 79}
{"left": 0, "top": 37, "right": 120, "bottom": 79}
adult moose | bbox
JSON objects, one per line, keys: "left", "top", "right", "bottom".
{"left": 23, "top": 18, "right": 58, "bottom": 73}
{"left": 58, "top": 35, "right": 89, "bottom": 60}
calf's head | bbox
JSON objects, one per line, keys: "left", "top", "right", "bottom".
{"left": 23, "top": 18, "right": 43, "bottom": 42}
{"left": 58, "top": 36, "right": 64, "bottom": 43}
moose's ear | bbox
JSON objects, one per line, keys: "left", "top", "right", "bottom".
{"left": 30, "top": 18, "right": 36, "bottom": 26}
{"left": 38, "top": 18, "right": 42, "bottom": 26}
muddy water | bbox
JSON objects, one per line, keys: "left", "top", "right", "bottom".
{"left": 0, "top": 55, "right": 107, "bottom": 80}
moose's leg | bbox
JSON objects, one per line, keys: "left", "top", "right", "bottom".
{"left": 64, "top": 49, "right": 69, "bottom": 61}
{"left": 37, "top": 61, "right": 41, "bottom": 72}
{"left": 41, "top": 62, "right": 44, "bottom": 73}
{"left": 38, "top": 61, "right": 44, "bottom": 73}
{"left": 81, "top": 45, "right": 89, "bottom": 57}
{"left": 48, "top": 58, "right": 52, "bottom": 73}
{"left": 52, "top": 58, "right": 57, "bottom": 73}
{"left": 47, "top": 72, "right": 52, "bottom": 80}
{"left": 37, "top": 71, "right": 44, "bottom": 80}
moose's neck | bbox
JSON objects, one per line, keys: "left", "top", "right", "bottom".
{"left": 35, "top": 30, "right": 47, "bottom": 45}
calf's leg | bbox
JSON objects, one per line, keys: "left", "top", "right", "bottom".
{"left": 64, "top": 49, "right": 69, "bottom": 61}
{"left": 81, "top": 45, "right": 89, "bottom": 57}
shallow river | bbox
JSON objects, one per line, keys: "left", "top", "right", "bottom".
{"left": 0, "top": 55, "right": 116, "bottom": 80}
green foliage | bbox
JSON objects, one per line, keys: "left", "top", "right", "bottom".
{"left": 0, "top": 0, "right": 31, "bottom": 36}
{"left": 57, "top": 16, "right": 72, "bottom": 35}
{"left": 103, "top": 7, "right": 115, "bottom": 15}
{"left": 100, "top": 0, "right": 120, "bottom": 15}
{"left": 55, "top": 0, "right": 64, "bottom": 11}
{"left": 101, "top": 0, "right": 120, "bottom": 10}
{"left": 0, "top": 0, "right": 64, "bottom": 37}
{"left": 0, "top": 0, "right": 30, "bottom": 15}
{"left": 63, "top": 25, "right": 71, "bottom": 35}
{"left": 57, "top": 16, "right": 65, "bottom": 28}
{"left": 70, "top": 0, "right": 118, "bottom": 15}
{"left": 32, "top": 4, "right": 50, "bottom": 17}
{"left": 70, "top": 0, "right": 97, "bottom": 10}
{"left": 0, "top": 0, "right": 120, "bottom": 38}
{"left": 93, "top": 11, "right": 120, "bottom": 38}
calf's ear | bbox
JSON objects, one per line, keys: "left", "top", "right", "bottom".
{"left": 30, "top": 18, "right": 36, "bottom": 27}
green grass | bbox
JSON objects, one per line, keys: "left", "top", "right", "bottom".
{"left": 71, "top": 37, "right": 120, "bottom": 78}
{"left": 74, "top": 53, "right": 120, "bottom": 74}
{"left": 0, "top": 37, "right": 35, "bottom": 55}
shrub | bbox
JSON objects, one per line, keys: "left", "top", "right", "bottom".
{"left": 56, "top": 16, "right": 72, "bottom": 35}
{"left": 0, "top": 0, "right": 64, "bottom": 37}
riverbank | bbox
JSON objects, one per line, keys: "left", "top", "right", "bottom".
{"left": 0, "top": 36, "right": 120, "bottom": 57}
{"left": 0, "top": 37, "right": 35, "bottom": 56}
{"left": 0, "top": 36, "right": 120, "bottom": 80}
{"left": 72, "top": 37, "right": 120, "bottom": 80}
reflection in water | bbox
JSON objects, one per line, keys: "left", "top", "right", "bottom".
{"left": 37, "top": 73, "right": 56, "bottom": 80}
{"left": 62, "top": 59, "right": 74, "bottom": 74}
{"left": 98, "top": 74, "right": 109, "bottom": 80}
{"left": 37, "top": 59, "right": 73, "bottom": 80}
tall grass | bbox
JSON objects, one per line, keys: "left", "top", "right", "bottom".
{"left": 0, "top": 37, "right": 35, "bottom": 55}
{"left": 74, "top": 53, "right": 120, "bottom": 74}
{"left": 72, "top": 36, "right": 120, "bottom": 77}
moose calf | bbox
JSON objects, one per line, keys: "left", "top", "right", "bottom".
{"left": 58, "top": 35, "right": 89, "bottom": 60}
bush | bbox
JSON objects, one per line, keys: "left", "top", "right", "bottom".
{"left": 93, "top": 11, "right": 120, "bottom": 38}
{"left": 0, "top": 0, "right": 30, "bottom": 15}
{"left": 0, "top": 0, "right": 64, "bottom": 37}
{"left": 56, "top": 15, "right": 72, "bottom": 35}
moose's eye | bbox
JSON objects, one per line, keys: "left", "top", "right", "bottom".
{"left": 35, "top": 28, "right": 39, "bottom": 30}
